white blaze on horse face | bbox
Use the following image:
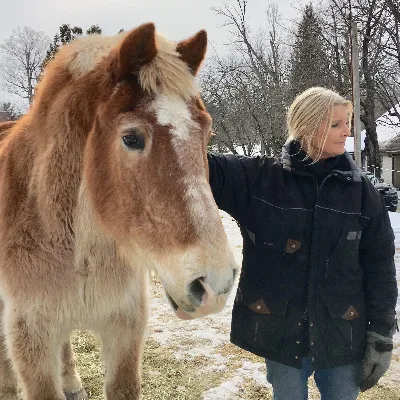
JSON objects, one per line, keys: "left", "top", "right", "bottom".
{"left": 150, "top": 94, "right": 236, "bottom": 319}
{"left": 151, "top": 94, "right": 193, "bottom": 140}
{"left": 151, "top": 94, "right": 219, "bottom": 235}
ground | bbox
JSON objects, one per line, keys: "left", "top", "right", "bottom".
{"left": 72, "top": 211, "right": 400, "bottom": 399}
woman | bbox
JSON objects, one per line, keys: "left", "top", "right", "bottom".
{"left": 208, "top": 87, "right": 397, "bottom": 399}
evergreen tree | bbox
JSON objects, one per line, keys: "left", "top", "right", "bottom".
{"left": 42, "top": 24, "right": 102, "bottom": 69}
{"left": 42, "top": 25, "right": 83, "bottom": 68}
{"left": 86, "top": 25, "right": 102, "bottom": 35}
{"left": 288, "top": 4, "right": 334, "bottom": 100}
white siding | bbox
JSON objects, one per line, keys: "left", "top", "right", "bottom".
{"left": 382, "top": 154, "right": 393, "bottom": 185}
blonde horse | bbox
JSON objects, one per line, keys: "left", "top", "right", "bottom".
{"left": 0, "top": 24, "right": 236, "bottom": 400}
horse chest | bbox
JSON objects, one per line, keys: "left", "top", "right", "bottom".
{"left": 74, "top": 258, "right": 146, "bottom": 314}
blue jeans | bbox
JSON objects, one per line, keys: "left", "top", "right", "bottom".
{"left": 266, "top": 358, "right": 361, "bottom": 400}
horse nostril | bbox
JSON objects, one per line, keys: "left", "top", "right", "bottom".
{"left": 189, "top": 277, "right": 205, "bottom": 304}
{"left": 233, "top": 268, "right": 238, "bottom": 280}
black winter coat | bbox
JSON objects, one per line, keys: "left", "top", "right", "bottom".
{"left": 208, "top": 142, "right": 398, "bottom": 369}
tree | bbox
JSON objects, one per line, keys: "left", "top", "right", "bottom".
{"left": 357, "top": 0, "right": 392, "bottom": 175}
{"left": 371, "top": 0, "right": 400, "bottom": 121}
{"left": 0, "top": 26, "right": 50, "bottom": 104}
{"left": 43, "top": 24, "right": 83, "bottom": 66}
{"left": 209, "top": 0, "right": 289, "bottom": 155}
{"left": 86, "top": 25, "right": 102, "bottom": 35}
{"left": 42, "top": 24, "right": 103, "bottom": 68}
{"left": 319, "top": 2, "right": 353, "bottom": 98}
{"left": 288, "top": 4, "right": 335, "bottom": 99}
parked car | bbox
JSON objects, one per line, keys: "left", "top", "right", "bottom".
{"left": 363, "top": 172, "right": 398, "bottom": 212}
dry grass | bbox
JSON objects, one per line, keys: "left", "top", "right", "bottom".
{"left": 72, "top": 330, "right": 400, "bottom": 399}
{"left": 72, "top": 331, "right": 235, "bottom": 400}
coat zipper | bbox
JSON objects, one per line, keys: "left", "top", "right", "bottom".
{"left": 324, "top": 259, "right": 329, "bottom": 278}
{"left": 309, "top": 176, "right": 330, "bottom": 331}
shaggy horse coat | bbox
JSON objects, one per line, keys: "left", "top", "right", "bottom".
{"left": 0, "top": 24, "right": 236, "bottom": 400}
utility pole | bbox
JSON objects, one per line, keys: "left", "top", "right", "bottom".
{"left": 351, "top": 20, "right": 362, "bottom": 168}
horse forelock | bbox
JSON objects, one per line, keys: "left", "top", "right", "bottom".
{"left": 139, "top": 34, "right": 199, "bottom": 100}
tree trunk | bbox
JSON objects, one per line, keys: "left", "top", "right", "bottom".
{"left": 361, "top": 0, "right": 382, "bottom": 177}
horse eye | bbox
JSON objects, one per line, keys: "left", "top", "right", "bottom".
{"left": 122, "top": 131, "right": 145, "bottom": 151}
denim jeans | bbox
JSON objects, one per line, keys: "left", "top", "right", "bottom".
{"left": 266, "top": 358, "right": 361, "bottom": 400}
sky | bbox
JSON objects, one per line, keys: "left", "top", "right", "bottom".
{"left": 146, "top": 210, "right": 400, "bottom": 397}
{"left": 0, "top": 0, "right": 308, "bottom": 107}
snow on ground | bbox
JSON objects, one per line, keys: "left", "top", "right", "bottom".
{"left": 381, "top": 211, "right": 400, "bottom": 387}
{"left": 147, "top": 211, "right": 400, "bottom": 398}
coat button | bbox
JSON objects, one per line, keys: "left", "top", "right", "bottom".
{"left": 296, "top": 340, "right": 300, "bottom": 344}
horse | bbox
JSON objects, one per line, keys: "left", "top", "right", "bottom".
{"left": 0, "top": 23, "right": 237, "bottom": 400}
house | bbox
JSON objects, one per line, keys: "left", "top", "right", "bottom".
{"left": 0, "top": 111, "right": 12, "bottom": 122}
{"left": 380, "top": 136, "right": 400, "bottom": 187}
{"left": 345, "top": 104, "right": 400, "bottom": 186}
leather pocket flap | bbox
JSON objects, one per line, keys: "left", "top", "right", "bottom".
{"left": 327, "top": 299, "right": 360, "bottom": 320}
{"left": 240, "top": 290, "right": 289, "bottom": 316}
{"left": 246, "top": 229, "right": 301, "bottom": 254}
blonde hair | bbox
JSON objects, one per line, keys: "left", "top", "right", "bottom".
{"left": 287, "top": 87, "right": 353, "bottom": 160}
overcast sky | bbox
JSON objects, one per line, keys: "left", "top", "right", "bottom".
{"left": 0, "top": 0, "right": 309, "bottom": 106}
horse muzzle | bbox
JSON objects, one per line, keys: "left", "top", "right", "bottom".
{"left": 165, "top": 272, "right": 236, "bottom": 320}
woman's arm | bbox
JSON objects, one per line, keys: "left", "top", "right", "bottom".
{"left": 207, "top": 152, "right": 264, "bottom": 222}
{"left": 360, "top": 196, "right": 398, "bottom": 337}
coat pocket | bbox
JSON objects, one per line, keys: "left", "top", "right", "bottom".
{"left": 325, "top": 297, "right": 366, "bottom": 358}
{"left": 325, "top": 221, "right": 363, "bottom": 283}
{"left": 231, "top": 286, "right": 289, "bottom": 352}
{"left": 245, "top": 228, "right": 302, "bottom": 254}
{"left": 246, "top": 197, "right": 306, "bottom": 253}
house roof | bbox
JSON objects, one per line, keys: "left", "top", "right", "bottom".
{"left": 345, "top": 104, "right": 400, "bottom": 153}
{"left": 0, "top": 111, "right": 12, "bottom": 122}
{"left": 380, "top": 135, "right": 400, "bottom": 153}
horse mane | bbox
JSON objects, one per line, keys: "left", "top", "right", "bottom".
{"left": 54, "top": 30, "right": 198, "bottom": 101}
{"left": 0, "top": 121, "right": 15, "bottom": 135}
{"left": 0, "top": 121, "right": 17, "bottom": 147}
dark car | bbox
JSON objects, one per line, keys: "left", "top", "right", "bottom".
{"left": 364, "top": 172, "right": 398, "bottom": 212}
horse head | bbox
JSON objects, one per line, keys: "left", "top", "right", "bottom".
{"left": 43, "top": 24, "right": 237, "bottom": 319}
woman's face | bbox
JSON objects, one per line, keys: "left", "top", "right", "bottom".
{"left": 311, "top": 104, "right": 351, "bottom": 159}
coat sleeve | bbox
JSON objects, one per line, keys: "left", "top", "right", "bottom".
{"left": 360, "top": 195, "right": 398, "bottom": 337}
{"left": 207, "top": 152, "right": 264, "bottom": 222}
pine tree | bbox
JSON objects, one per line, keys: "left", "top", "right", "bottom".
{"left": 288, "top": 4, "right": 334, "bottom": 100}
{"left": 86, "top": 25, "right": 102, "bottom": 35}
{"left": 42, "top": 24, "right": 102, "bottom": 69}
{"left": 42, "top": 25, "right": 83, "bottom": 68}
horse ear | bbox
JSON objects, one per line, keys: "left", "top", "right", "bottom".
{"left": 176, "top": 30, "right": 207, "bottom": 76}
{"left": 112, "top": 23, "right": 157, "bottom": 82}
